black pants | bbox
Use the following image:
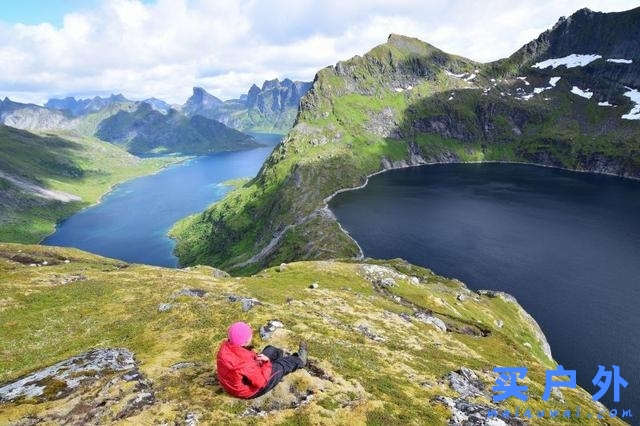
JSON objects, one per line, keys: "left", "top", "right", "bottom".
{"left": 251, "top": 345, "right": 304, "bottom": 398}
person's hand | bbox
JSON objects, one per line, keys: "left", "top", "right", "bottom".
{"left": 256, "top": 354, "right": 269, "bottom": 363}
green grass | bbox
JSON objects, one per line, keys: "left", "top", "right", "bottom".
{"left": 0, "top": 243, "right": 623, "bottom": 424}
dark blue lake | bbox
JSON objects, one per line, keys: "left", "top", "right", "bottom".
{"left": 329, "top": 163, "right": 640, "bottom": 416}
{"left": 43, "top": 133, "right": 280, "bottom": 267}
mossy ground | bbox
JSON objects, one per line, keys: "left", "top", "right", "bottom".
{"left": 0, "top": 244, "right": 622, "bottom": 425}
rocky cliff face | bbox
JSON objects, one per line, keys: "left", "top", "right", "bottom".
{"left": 0, "top": 98, "right": 70, "bottom": 131}
{"left": 182, "top": 79, "right": 311, "bottom": 134}
{"left": 181, "top": 87, "right": 224, "bottom": 119}
{"left": 246, "top": 78, "right": 312, "bottom": 115}
{"left": 502, "top": 7, "right": 640, "bottom": 84}
{"left": 172, "top": 7, "right": 640, "bottom": 274}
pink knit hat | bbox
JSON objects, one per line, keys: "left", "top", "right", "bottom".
{"left": 228, "top": 322, "right": 253, "bottom": 346}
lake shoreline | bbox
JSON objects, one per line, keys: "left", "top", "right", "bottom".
{"left": 324, "top": 158, "right": 640, "bottom": 220}
{"left": 41, "top": 138, "right": 279, "bottom": 267}
{"left": 329, "top": 161, "right": 640, "bottom": 416}
{"left": 38, "top": 155, "right": 190, "bottom": 245}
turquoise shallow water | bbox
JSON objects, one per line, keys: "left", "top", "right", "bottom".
{"left": 43, "top": 133, "right": 280, "bottom": 267}
{"left": 330, "top": 163, "right": 640, "bottom": 416}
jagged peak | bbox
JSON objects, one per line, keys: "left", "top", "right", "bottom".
{"left": 262, "top": 78, "right": 280, "bottom": 91}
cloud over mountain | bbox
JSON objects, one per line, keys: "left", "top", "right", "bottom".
{"left": 0, "top": 0, "right": 635, "bottom": 104}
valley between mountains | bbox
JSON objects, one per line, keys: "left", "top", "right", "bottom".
{"left": 0, "top": 5, "right": 639, "bottom": 426}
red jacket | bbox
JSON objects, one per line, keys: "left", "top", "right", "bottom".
{"left": 216, "top": 340, "right": 272, "bottom": 398}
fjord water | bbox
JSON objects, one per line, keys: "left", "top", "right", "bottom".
{"left": 43, "top": 133, "right": 281, "bottom": 267}
{"left": 330, "top": 163, "right": 640, "bottom": 414}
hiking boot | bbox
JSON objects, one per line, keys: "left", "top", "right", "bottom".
{"left": 298, "top": 341, "right": 308, "bottom": 366}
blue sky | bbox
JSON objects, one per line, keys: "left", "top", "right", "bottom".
{"left": 0, "top": 0, "right": 637, "bottom": 104}
{"left": 0, "top": 0, "right": 150, "bottom": 26}
{"left": 1, "top": 1, "right": 100, "bottom": 26}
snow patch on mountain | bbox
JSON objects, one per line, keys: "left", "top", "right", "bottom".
{"left": 598, "top": 101, "right": 614, "bottom": 107}
{"left": 606, "top": 58, "right": 633, "bottom": 64}
{"left": 445, "top": 70, "right": 465, "bottom": 78}
{"left": 532, "top": 54, "right": 601, "bottom": 69}
{"left": 549, "top": 77, "right": 561, "bottom": 87}
{"left": 570, "top": 86, "right": 593, "bottom": 99}
{"left": 622, "top": 89, "right": 640, "bottom": 120}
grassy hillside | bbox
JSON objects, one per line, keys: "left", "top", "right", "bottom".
{"left": 171, "top": 31, "right": 640, "bottom": 274}
{"left": 96, "top": 104, "right": 261, "bottom": 155}
{"left": 0, "top": 243, "right": 621, "bottom": 424}
{"left": 0, "top": 125, "right": 177, "bottom": 243}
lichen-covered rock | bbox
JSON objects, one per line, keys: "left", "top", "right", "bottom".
{"left": 414, "top": 311, "right": 447, "bottom": 332}
{"left": 211, "top": 267, "right": 230, "bottom": 278}
{"left": 158, "top": 302, "right": 172, "bottom": 312}
{"left": 447, "top": 367, "right": 485, "bottom": 397}
{"left": 176, "top": 288, "right": 208, "bottom": 298}
{"left": 354, "top": 322, "right": 386, "bottom": 342}
{"left": 0, "top": 348, "right": 154, "bottom": 424}
{"left": 360, "top": 264, "right": 407, "bottom": 283}
{"left": 226, "top": 294, "right": 262, "bottom": 311}
{"left": 0, "top": 348, "right": 137, "bottom": 403}
{"left": 259, "top": 320, "right": 284, "bottom": 340}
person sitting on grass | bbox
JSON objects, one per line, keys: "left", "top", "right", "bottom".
{"left": 216, "top": 321, "right": 308, "bottom": 399}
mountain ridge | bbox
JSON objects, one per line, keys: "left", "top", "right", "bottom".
{"left": 182, "top": 78, "right": 312, "bottom": 134}
{"left": 95, "top": 102, "right": 261, "bottom": 155}
{"left": 171, "top": 6, "right": 640, "bottom": 274}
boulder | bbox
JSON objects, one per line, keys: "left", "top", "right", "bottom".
{"left": 447, "top": 367, "right": 485, "bottom": 397}
{"left": 414, "top": 312, "right": 447, "bottom": 332}
{"left": 0, "top": 348, "right": 139, "bottom": 403}
{"left": 226, "top": 294, "right": 261, "bottom": 312}
{"left": 355, "top": 324, "right": 386, "bottom": 342}
{"left": 376, "top": 277, "right": 396, "bottom": 287}
{"left": 176, "top": 288, "right": 207, "bottom": 298}
{"left": 158, "top": 303, "right": 172, "bottom": 312}
{"left": 260, "top": 320, "right": 284, "bottom": 340}
{"left": 211, "top": 268, "right": 230, "bottom": 278}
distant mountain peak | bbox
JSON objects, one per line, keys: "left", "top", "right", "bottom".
{"left": 142, "top": 97, "right": 171, "bottom": 113}
{"left": 189, "top": 87, "right": 223, "bottom": 104}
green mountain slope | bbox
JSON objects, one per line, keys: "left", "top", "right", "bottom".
{"left": 0, "top": 125, "right": 175, "bottom": 243}
{"left": 172, "top": 9, "right": 640, "bottom": 274}
{"left": 96, "top": 103, "right": 260, "bottom": 155}
{"left": 0, "top": 243, "right": 622, "bottom": 424}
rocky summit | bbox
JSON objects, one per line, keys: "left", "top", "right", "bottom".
{"left": 0, "top": 243, "right": 620, "bottom": 424}
{"left": 171, "top": 7, "right": 640, "bottom": 274}
{"left": 182, "top": 79, "right": 312, "bottom": 134}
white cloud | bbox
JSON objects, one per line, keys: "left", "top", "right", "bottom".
{"left": 0, "top": 0, "right": 636, "bottom": 104}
